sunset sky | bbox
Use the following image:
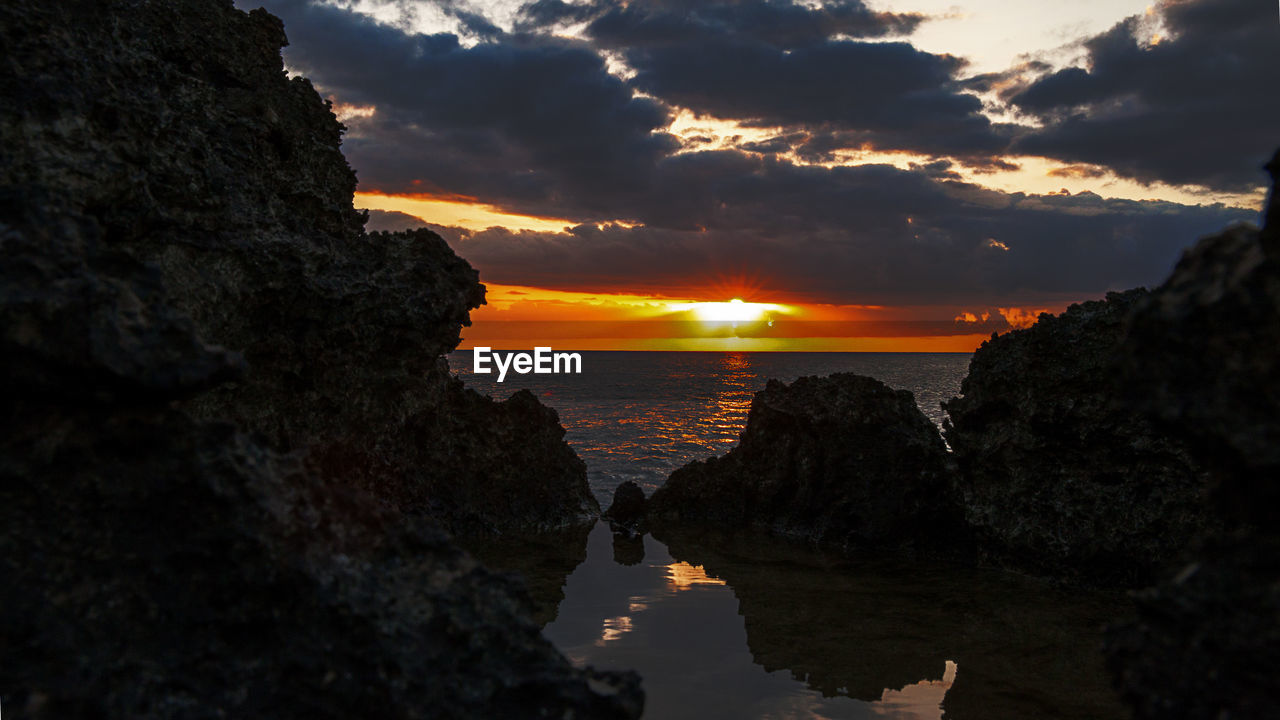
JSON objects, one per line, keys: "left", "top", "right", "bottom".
{"left": 240, "top": 0, "right": 1274, "bottom": 350}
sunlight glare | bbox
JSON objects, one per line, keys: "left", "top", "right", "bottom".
{"left": 670, "top": 298, "right": 789, "bottom": 323}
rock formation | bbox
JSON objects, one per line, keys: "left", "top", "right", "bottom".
{"left": 0, "top": 1, "right": 633, "bottom": 717}
{"left": 942, "top": 290, "right": 1216, "bottom": 586}
{"left": 648, "top": 374, "right": 964, "bottom": 553}
{"left": 0, "top": 406, "right": 639, "bottom": 719}
{"left": 604, "top": 480, "right": 648, "bottom": 532}
{"left": 1104, "top": 150, "right": 1280, "bottom": 719}
{"left": 0, "top": 0, "right": 596, "bottom": 535}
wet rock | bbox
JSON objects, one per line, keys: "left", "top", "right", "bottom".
{"left": 604, "top": 480, "right": 648, "bottom": 532}
{"left": 942, "top": 290, "right": 1216, "bottom": 587}
{"left": 1105, "top": 153, "right": 1280, "bottom": 719}
{"left": 648, "top": 374, "right": 964, "bottom": 553}
{"left": 0, "top": 0, "right": 596, "bottom": 535}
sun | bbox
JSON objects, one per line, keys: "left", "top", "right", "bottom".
{"left": 668, "top": 298, "right": 789, "bottom": 323}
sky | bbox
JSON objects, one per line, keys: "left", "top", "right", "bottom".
{"left": 238, "top": 0, "right": 1276, "bottom": 351}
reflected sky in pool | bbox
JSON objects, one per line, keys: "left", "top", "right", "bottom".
{"left": 544, "top": 524, "right": 959, "bottom": 720}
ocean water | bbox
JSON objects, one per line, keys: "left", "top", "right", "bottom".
{"left": 450, "top": 350, "right": 971, "bottom": 503}
{"left": 455, "top": 351, "right": 1127, "bottom": 720}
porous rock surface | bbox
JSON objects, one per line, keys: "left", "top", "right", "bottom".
{"left": 648, "top": 373, "right": 963, "bottom": 552}
{"left": 942, "top": 290, "right": 1215, "bottom": 586}
{"left": 0, "top": 406, "right": 640, "bottom": 719}
{"left": 0, "top": 1, "right": 635, "bottom": 717}
{"left": 0, "top": 0, "right": 596, "bottom": 535}
{"left": 1104, "top": 151, "right": 1280, "bottom": 719}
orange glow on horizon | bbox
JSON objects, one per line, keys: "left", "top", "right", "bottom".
{"left": 453, "top": 283, "right": 1060, "bottom": 352}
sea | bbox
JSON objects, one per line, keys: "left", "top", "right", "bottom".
{"left": 451, "top": 351, "right": 971, "bottom": 503}
{"left": 451, "top": 351, "right": 1128, "bottom": 720}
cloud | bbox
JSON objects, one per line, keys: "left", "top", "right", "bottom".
{"left": 1007, "top": 0, "right": 1279, "bottom": 191}
{"left": 432, "top": 173, "right": 1254, "bottom": 306}
{"left": 520, "top": 0, "right": 924, "bottom": 48}
{"left": 261, "top": 0, "right": 678, "bottom": 218}
{"left": 247, "top": 0, "right": 1265, "bottom": 309}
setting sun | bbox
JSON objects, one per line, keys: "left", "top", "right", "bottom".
{"left": 670, "top": 298, "right": 790, "bottom": 323}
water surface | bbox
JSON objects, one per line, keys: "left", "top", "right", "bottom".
{"left": 534, "top": 523, "right": 1127, "bottom": 720}
{"left": 452, "top": 350, "right": 969, "bottom": 503}
{"left": 455, "top": 351, "right": 1127, "bottom": 719}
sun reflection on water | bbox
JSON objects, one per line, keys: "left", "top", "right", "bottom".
{"left": 665, "top": 562, "right": 726, "bottom": 591}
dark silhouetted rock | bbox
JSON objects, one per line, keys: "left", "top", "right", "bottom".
{"left": 648, "top": 374, "right": 964, "bottom": 553}
{"left": 0, "top": 0, "right": 596, "bottom": 535}
{"left": 0, "top": 406, "right": 640, "bottom": 720}
{"left": 0, "top": 1, "right": 636, "bottom": 717}
{"left": 604, "top": 480, "right": 648, "bottom": 531}
{"left": 942, "top": 290, "right": 1216, "bottom": 586}
{"left": 1104, "top": 153, "right": 1280, "bottom": 719}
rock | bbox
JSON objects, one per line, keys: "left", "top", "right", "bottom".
{"left": 1115, "top": 227, "right": 1280, "bottom": 517}
{"left": 1104, "top": 153, "right": 1280, "bottom": 719}
{"left": 648, "top": 374, "right": 964, "bottom": 553}
{"left": 0, "top": 406, "right": 641, "bottom": 720}
{"left": 942, "top": 290, "right": 1216, "bottom": 586}
{"left": 0, "top": 0, "right": 596, "bottom": 535}
{"left": 1105, "top": 533, "right": 1280, "bottom": 720}
{"left": 0, "top": 1, "right": 638, "bottom": 716}
{"left": 603, "top": 480, "right": 648, "bottom": 531}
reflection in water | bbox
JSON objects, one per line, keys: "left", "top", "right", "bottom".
{"left": 542, "top": 523, "right": 1127, "bottom": 720}
{"left": 873, "top": 661, "right": 956, "bottom": 718}
{"left": 665, "top": 561, "right": 726, "bottom": 591}
{"left": 613, "top": 532, "right": 646, "bottom": 566}
{"left": 598, "top": 614, "right": 635, "bottom": 646}
{"left": 546, "top": 524, "right": 959, "bottom": 719}
{"left": 465, "top": 524, "right": 591, "bottom": 627}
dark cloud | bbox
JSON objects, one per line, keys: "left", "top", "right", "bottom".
{"left": 1008, "top": 0, "right": 1279, "bottom": 191}
{"left": 260, "top": 0, "right": 677, "bottom": 218}
{"left": 519, "top": 0, "right": 923, "bottom": 48}
{"left": 244, "top": 0, "right": 1264, "bottom": 309}
{"left": 432, "top": 160, "right": 1256, "bottom": 305}
{"left": 515, "top": 0, "right": 1000, "bottom": 158}
{"left": 909, "top": 159, "right": 962, "bottom": 180}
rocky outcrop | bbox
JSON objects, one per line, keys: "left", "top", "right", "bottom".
{"left": 0, "top": 1, "right": 633, "bottom": 717}
{"left": 0, "top": 0, "right": 596, "bottom": 534}
{"left": 1104, "top": 151, "right": 1280, "bottom": 719}
{"left": 0, "top": 405, "right": 640, "bottom": 719}
{"left": 604, "top": 480, "right": 648, "bottom": 532}
{"left": 648, "top": 374, "right": 964, "bottom": 553}
{"left": 942, "top": 290, "right": 1216, "bottom": 587}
